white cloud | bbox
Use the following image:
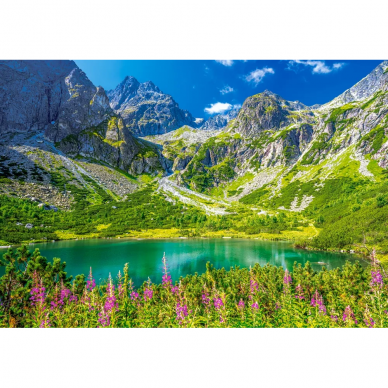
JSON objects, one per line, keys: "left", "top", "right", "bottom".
{"left": 220, "top": 85, "right": 234, "bottom": 95}
{"left": 333, "top": 62, "right": 345, "bottom": 70}
{"left": 204, "top": 102, "right": 233, "bottom": 114}
{"left": 244, "top": 67, "right": 275, "bottom": 85}
{"left": 288, "top": 60, "right": 345, "bottom": 74}
{"left": 216, "top": 60, "right": 234, "bottom": 67}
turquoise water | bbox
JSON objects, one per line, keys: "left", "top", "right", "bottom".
{"left": 0, "top": 238, "right": 366, "bottom": 286}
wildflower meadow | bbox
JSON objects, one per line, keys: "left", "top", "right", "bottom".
{"left": 0, "top": 246, "right": 387, "bottom": 328}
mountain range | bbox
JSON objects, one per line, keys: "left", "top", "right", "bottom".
{"left": 0, "top": 59, "right": 387, "bottom": 220}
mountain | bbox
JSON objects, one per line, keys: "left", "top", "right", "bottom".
{"left": 1, "top": 60, "right": 388, "bottom": 256}
{"left": 199, "top": 108, "right": 240, "bottom": 131}
{"left": 0, "top": 61, "right": 168, "bottom": 208}
{"left": 156, "top": 62, "right": 388, "bottom": 207}
{"left": 232, "top": 90, "right": 314, "bottom": 138}
{"left": 2, "top": 60, "right": 387, "bottom": 207}
{"left": 322, "top": 60, "right": 388, "bottom": 109}
{"left": 107, "top": 76, "right": 198, "bottom": 136}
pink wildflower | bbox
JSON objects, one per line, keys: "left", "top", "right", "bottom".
{"left": 162, "top": 253, "right": 172, "bottom": 288}
{"left": 213, "top": 297, "right": 223, "bottom": 310}
{"left": 310, "top": 290, "right": 327, "bottom": 315}
{"left": 86, "top": 267, "right": 96, "bottom": 291}
{"left": 251, "top": 302, "right": 259, "bottom": 310}
{"left": 343, "top": 305, "right": 358, "bottom": 325}
{"left": 176, "top": 300, "right": 188, "bottom": 324}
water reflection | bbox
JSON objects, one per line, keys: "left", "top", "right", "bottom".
{"left": 0, "top": 238, "right": 367, "bottom": 286}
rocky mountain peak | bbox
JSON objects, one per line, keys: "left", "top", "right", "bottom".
{"left": 107, "top": 77, "right": 197, "bottom": 136}
{"left": 323, "top": 60, "right": 388, "bottom": 109}
{"left": 107, "top": 76, "right": 141, "bottom": 110}
{"left": 138, "top": 80, "right": 161, "bottom": 94}
{"left": 200, "top": 108, "right": 240, "bottom": 131}
{"left": 233, "top": 90, "right": 313, "bottom": 137}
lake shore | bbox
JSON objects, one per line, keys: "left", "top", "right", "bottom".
{"left": 1, "top": 226, "right": 377, "bottom": 264}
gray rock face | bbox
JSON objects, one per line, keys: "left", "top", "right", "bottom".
{"left": 234, "top": 90, "right": 315, "bottom": 138}
{"left": 200, "top": 108, "right": 239, "bottom": 130}
{"left": 0, "top": 60, "right": 76, "bottom": 134}
{"left": 0, "top": 60, "right": 167, "bottom": 182}
{"left": 0, "top": 60, "right": 119, "bottom": 143}
{"left": 107, "top": 76, "right": 197, "bottom": 136}
{"left": 45, "top": 67, "right": 113, "bottom": 143}
{"left": 323, "top": 61, "right": 388, "bottom": 108}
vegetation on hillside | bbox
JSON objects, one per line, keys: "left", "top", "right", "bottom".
{"left": 0, "top": 183, "right": 305, "bottom": 245}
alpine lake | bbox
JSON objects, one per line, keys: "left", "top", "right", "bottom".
{"left": 0, "top": 238, "right": 368, "bottom": 286}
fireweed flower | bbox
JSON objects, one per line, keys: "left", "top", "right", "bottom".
{"left": 238, "top": 299, "right": 245, "bottom": 310}
{"left": 68, "top": 282, "right": 78, "bottom": 303}
{"left": 251, "top": 302, "right": 259, "bottom": 310}
{"left": 50, "top": 285, "right": 60, "bottom": 310}
{"left": 30, "top": 273, "right": 46, "bottom": 309}
{"left": 370, "top": 270, "right": 383, "bottom": 290}
{"left": 295, "top": 284, "right": 304, "bottom": 300}
{"left": 59, "top": 286, "right": 71, "bottom": 306}
{"left": 363, "top": 306, "right": 375, "bottom": 328}
{"left": 202, "top": 293, "right": 210, "bottom": 305}
{"left": 364, "top": 317, "right": 375, "bottom": 328}
{"left": 162, "top": 273, "right": 172, "bottom": 287}
{"left": 202, "top": 287, "right": 210, "bottom": 306}
{"left": 39, "top": 318, "right": 51, "bottom": 328}
{"left": 86, "top": 267, "right": 96, "bottom": 291}
{"left": 250, "top": 279, "right": 259, "bottom": 293}
{"left": 105, "top": 279, "right": 118, "bottom": 312}
{"left": 98, "top": 308, "right": 110, "bottom": 328}
{"left": 176, "top": 300, "right": 188, "bottom": 324}
{"left": 144, "top": 287, "right": 153, "bottom": 301}
{"left": 283, "top": 269, "right": 292, "bottom": 285}
{"left": 249, "top": 278, "right": 259, "bottom": 301}
{"left": 118, "top": 284, "right": 124, "bottom": 299}
{"left": 310, "top": 290, "right": 326, "bottom": 315}
{"left": 213, "top": 297, "right": 224, "bottom": 310}
{"left": 130, "top": 291, "right": 140, "bottom": 301}
{"left": 343, "top": 305, "right": 358, "bottom": 325}
{"left": 275, "top": 302, "right": 281, "bottom": 310}
{"left": 162, "top": 253, "right": 172, "bottom": 288}
{"left": 30, "top": 283, "right": 46, "bottom": 308}
{"left": 171, "top": 286, "right": 179, "bottom": 295}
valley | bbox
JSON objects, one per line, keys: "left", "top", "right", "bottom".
{"left": 1, "top": 60, "right": 388, "bottom": 261}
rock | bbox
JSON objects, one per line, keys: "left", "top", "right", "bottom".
{"left": 107, "top": 76, "right": 198, "bottom": 136}
{"left": 234, "top": 90, "right": 314, "bottom": 138}
{"left": 173, "top": 155, "right": 192, "bottom": 170}
{"left": 200, "top": 108, "right": 239, "bottom": 131}
{"left": 323, "top": 61, "right": 388, "bottom": 108}
{"left": 0, "top": 60, "right": 157, "bottom": 174}
{"left": 25, "top": 223, "right": 33, "bottom": 229}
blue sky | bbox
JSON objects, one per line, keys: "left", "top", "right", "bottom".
{"left": 75, "top": 60, "right": 383, "bottom": 118}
